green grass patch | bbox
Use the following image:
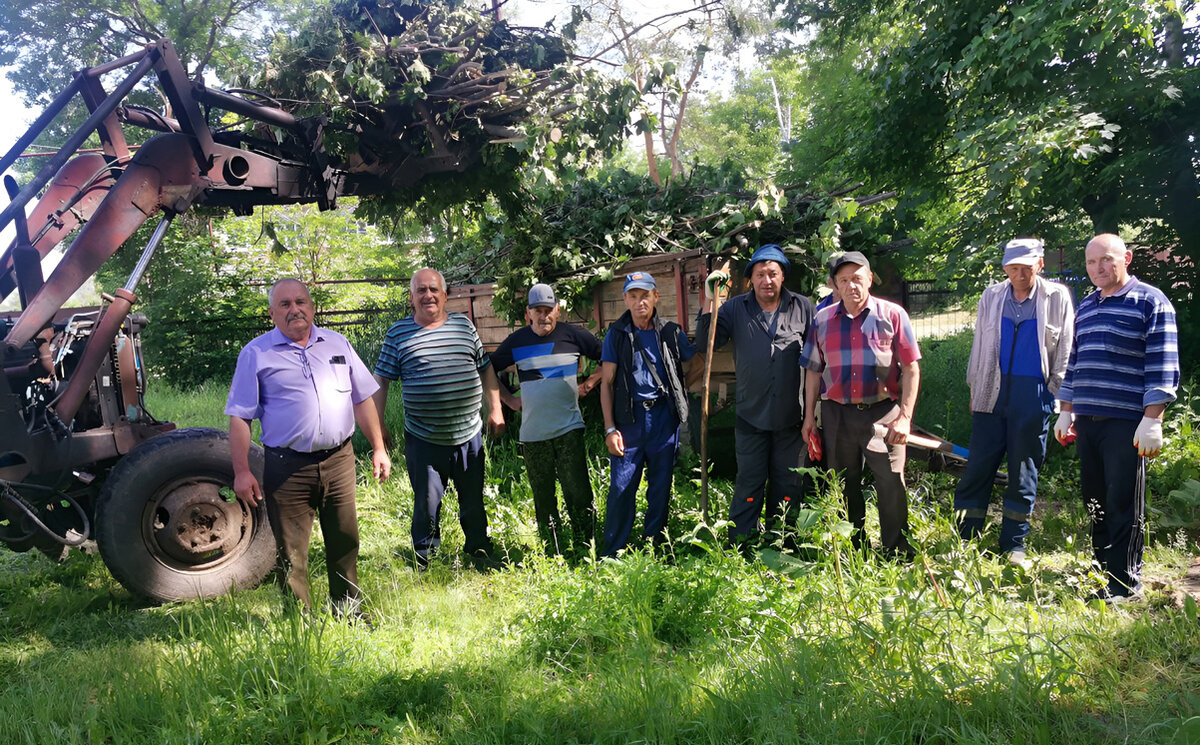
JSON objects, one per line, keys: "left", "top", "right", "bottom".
{"left": 2, "top": 383, "right": 1198, "bottom": 744}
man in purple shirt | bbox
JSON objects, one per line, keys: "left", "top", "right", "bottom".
{"left": 226, "top": 278, "right": 390, "bottom": 619}
{"left": 800, "top": 252, "right": 922, "bottom": 557}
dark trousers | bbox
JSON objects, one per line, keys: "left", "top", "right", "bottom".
{"left": 822, "top": 400, "right": 911, "bottom": 553}
{"left": 523, "top": 428, "right": 595, "bottom": 555}
{"left": 603, "top": 401, "right": 679, "bottom": 556}
{"left": 404, "top": 430, "right": 492, "bottom": 556}
{"left": 954, "top": 375, "right": 1054, "bottom": 551}
{"left": 1076, "top": 416, "right": 1145, "bottom": 596}
{"left": 263, "top": 440, "right": 360, "bottom": 611}
{"left": 730, "top": 418, "right": 808, "bottom": 536}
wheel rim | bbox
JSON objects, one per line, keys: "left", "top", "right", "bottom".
{"left": 142, "top": 476, "right": 257, "bottom": 571}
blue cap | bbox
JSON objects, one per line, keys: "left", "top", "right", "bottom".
{"left": 527, "top": 283, "right": 557, "bottom": 308}
{"left": 744, "top": 244, "right": 790, "bottom": 278}
{"left": 623, "top": 272, "right": 657, "bottom": 292}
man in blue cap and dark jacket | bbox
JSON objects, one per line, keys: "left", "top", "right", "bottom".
{"left": 696, "top": 244, "right": 816, "bottom": 546}
{"left": 600, "top": 271, "right": 696, "bottom": 556}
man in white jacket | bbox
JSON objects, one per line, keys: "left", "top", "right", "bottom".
{"left": 954, "top": 238, "right": 1074, "bottom": 562}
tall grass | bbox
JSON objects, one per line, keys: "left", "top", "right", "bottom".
{"left": 1, "top": 384, "right": 1198, "bottom": 744}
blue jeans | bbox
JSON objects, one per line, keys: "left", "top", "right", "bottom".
{"left": 602, "top": 401, "right": 679, "bottom": 556}
{"left": 955, "top": 375, "right": 1054, "bottom": 551}
{"left": 404, "top": 430, "right": 492, "bottom": 556}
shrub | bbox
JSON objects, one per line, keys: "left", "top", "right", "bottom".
{"left": 912, "top": 329, "right": 974, "bottom": 445}
{"left": 515, "top": 550, "right": 764, "bottom": 668}
{"left": 1147, "top": 381, "right": 1200, "bottom": 537}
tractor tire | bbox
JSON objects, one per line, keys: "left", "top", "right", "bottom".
{"left": 96, "top": 427, "right": 276, "bottom": 603}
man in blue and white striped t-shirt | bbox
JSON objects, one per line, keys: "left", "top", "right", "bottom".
{"left": 1055, "top": 234, "right": 1180, "bottom": 601}
{"left": 373, "top": 268, "right": 506, "bottom": 569}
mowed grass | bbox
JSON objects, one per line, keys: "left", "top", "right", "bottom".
{"left": 1, "top": 383, "right": 1198, "bottom": 744}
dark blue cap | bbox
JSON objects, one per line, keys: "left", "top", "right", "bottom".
{"left": 623, "top": 272, "right": 657, "bottom": 292}
{"left": 744, "top": 244, "right": 790, "bottom": 278}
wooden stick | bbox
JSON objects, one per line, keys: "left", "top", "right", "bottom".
{"left": 699, "top": 263, "right": 728, "bottom": 523}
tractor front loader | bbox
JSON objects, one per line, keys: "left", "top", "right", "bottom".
{"left": 0, "top": 40, "right": 370, "bottom": 602}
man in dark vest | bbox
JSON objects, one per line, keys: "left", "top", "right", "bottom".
{"left": 599, "top": 271, "right": 695, "bottom": 556}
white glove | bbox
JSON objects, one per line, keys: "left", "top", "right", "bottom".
{"left": 1133, "top": 416, "right": 1164, "bottom": 457}
{"left": 704, "top": 270, "right": 730, "bottom": 300}
{"left": 1053, "top": 412, "right": 1075, "bottom": 446}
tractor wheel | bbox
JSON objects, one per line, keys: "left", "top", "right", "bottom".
{"left": 96, "top": 427, "right": 276, "bottom": 603}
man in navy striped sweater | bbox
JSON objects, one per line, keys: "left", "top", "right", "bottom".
{"left": 1055, "top": 234, "right": 1180, "bottom": 601}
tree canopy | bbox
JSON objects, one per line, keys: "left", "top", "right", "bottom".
{"left": 779, "top": 0, "right": 1200, "bottom": 285}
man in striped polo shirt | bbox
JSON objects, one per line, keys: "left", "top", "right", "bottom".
{"left": 372, "top": 268, "right": 506, "bottom": 569}
{"left": 800, "top": 251, "right": 922, "bottom": 558}
{"left": 1055, "top": 234, "right": 1180, "bottom": 601}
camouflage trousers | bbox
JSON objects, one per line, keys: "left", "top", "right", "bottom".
{"left": 523, "top": 428, "right": 595, "bottom": 556}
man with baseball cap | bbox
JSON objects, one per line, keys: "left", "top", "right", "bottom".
{"left": 953, "top": 238, "right": 1075, "bottom": 564}
{"left": 491, "top": 283, "right": 603, "bottom": 558}
{"left": 696, "top": 244, "right": 816, "bottom": 546}
{"left": 599, "top": 271, "right": 695, "bottom": 556}
{"left": 801, "top": 250, "right": 922, "bottom": 557}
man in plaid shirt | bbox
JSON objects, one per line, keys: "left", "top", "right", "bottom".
{"left": 800, "top": 252, "right": 922, "bottom": 557}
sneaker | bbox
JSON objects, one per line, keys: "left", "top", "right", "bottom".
{"left": 1104, "top": 585, "right": 1144, "bottom": 605}
{"left": 1006, "top": 550, "right": 1032, "bottom": 571}
{"left": 415, "top": 547, "right": 434, "bottom": 571}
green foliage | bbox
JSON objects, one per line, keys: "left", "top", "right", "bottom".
{"left": 684, "top": 58, "right": 805, "bottom": 180}
{"left": 1147, "top": 383, "right": 1200, "bottom": 535}
{"left": 0, "top": 0, "right": 294, "bottom": 163}
{"left": 480, "top": 164, "right": 894, "bottom": 323}
{"left": 253, "top": 0, "right": 637, "bottom": 215}
{"left": 911, "top": 328, "right": 974, "bottom": 444}
{"left": 4, "top": 379, "right": 1200, "bottom": 743}
{"left": 93, "top": 200, "right": 412, "bottom": 388}
{"left": 516, "top": 548, "right": 764, "bottom": 668}
{"left": 132, "top": 230, "right": 268, "bottom": 388}
{"left": 779, "top": 0, "right": 1200, "bottom": 295}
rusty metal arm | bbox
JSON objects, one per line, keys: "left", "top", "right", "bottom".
{"left": 51, "top": 214, "right": 174, "bottom": 425}
{"left": 0, "top": 50, "right": 156, "bottom": 234}
{"left": 4, "top": 134, "right": 201, "bottom": 350}
{"left": 0, "top": 154, "right": 119, "bottom": 303}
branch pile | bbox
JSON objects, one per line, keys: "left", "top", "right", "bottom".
{"left": 253, "top": 0, "right": 635, "bottom": 202}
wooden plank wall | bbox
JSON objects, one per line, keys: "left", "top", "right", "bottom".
{"left": 446, "top": 249, "right": 739, "bottom": 384}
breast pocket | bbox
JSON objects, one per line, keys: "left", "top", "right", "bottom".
{"left": 1102, "top": 316, "right": 1145, "bottom": 357}
{"left": 1044, "top": 324, "right": 1061, "bottom": 348}
{"left": 331, "top": 362, "right": 352, "bottom": 392}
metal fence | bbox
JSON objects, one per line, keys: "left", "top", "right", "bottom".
{"left": 898, "top": 273, "right": 1091, "bottom": 340}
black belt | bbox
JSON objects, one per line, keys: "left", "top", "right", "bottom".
{"left": 266, "top": 437, "right": 351, "bottom": 460}
{"left": 830, "top": 399, "right": 893, "bottom": 411}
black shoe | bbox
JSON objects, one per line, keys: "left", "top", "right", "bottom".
{"left": 332, "top": 599, "right": 374, "bottom": 630}
{"left": 347, "top": 610, "right": 375, "bottom": 630}
{"left": 469, "top": 549, "right": 505, "bottom": 572}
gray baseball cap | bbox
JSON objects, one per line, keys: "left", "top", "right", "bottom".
{"left": 527, "top": 283, "right": 557, "bottom": 308}
{"left": 1003, "top": 238, "right": 1044, "bottom": 266}
{"left": 829, "top": 250, "right": 871, "bottom": 277}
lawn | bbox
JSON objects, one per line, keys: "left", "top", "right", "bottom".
{"left": 1, "top": 381, "right": 1198, "bottom": 744}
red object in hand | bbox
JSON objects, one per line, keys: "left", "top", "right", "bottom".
{"left": 806, "top": 430, "right": 823, "bottom": 462}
